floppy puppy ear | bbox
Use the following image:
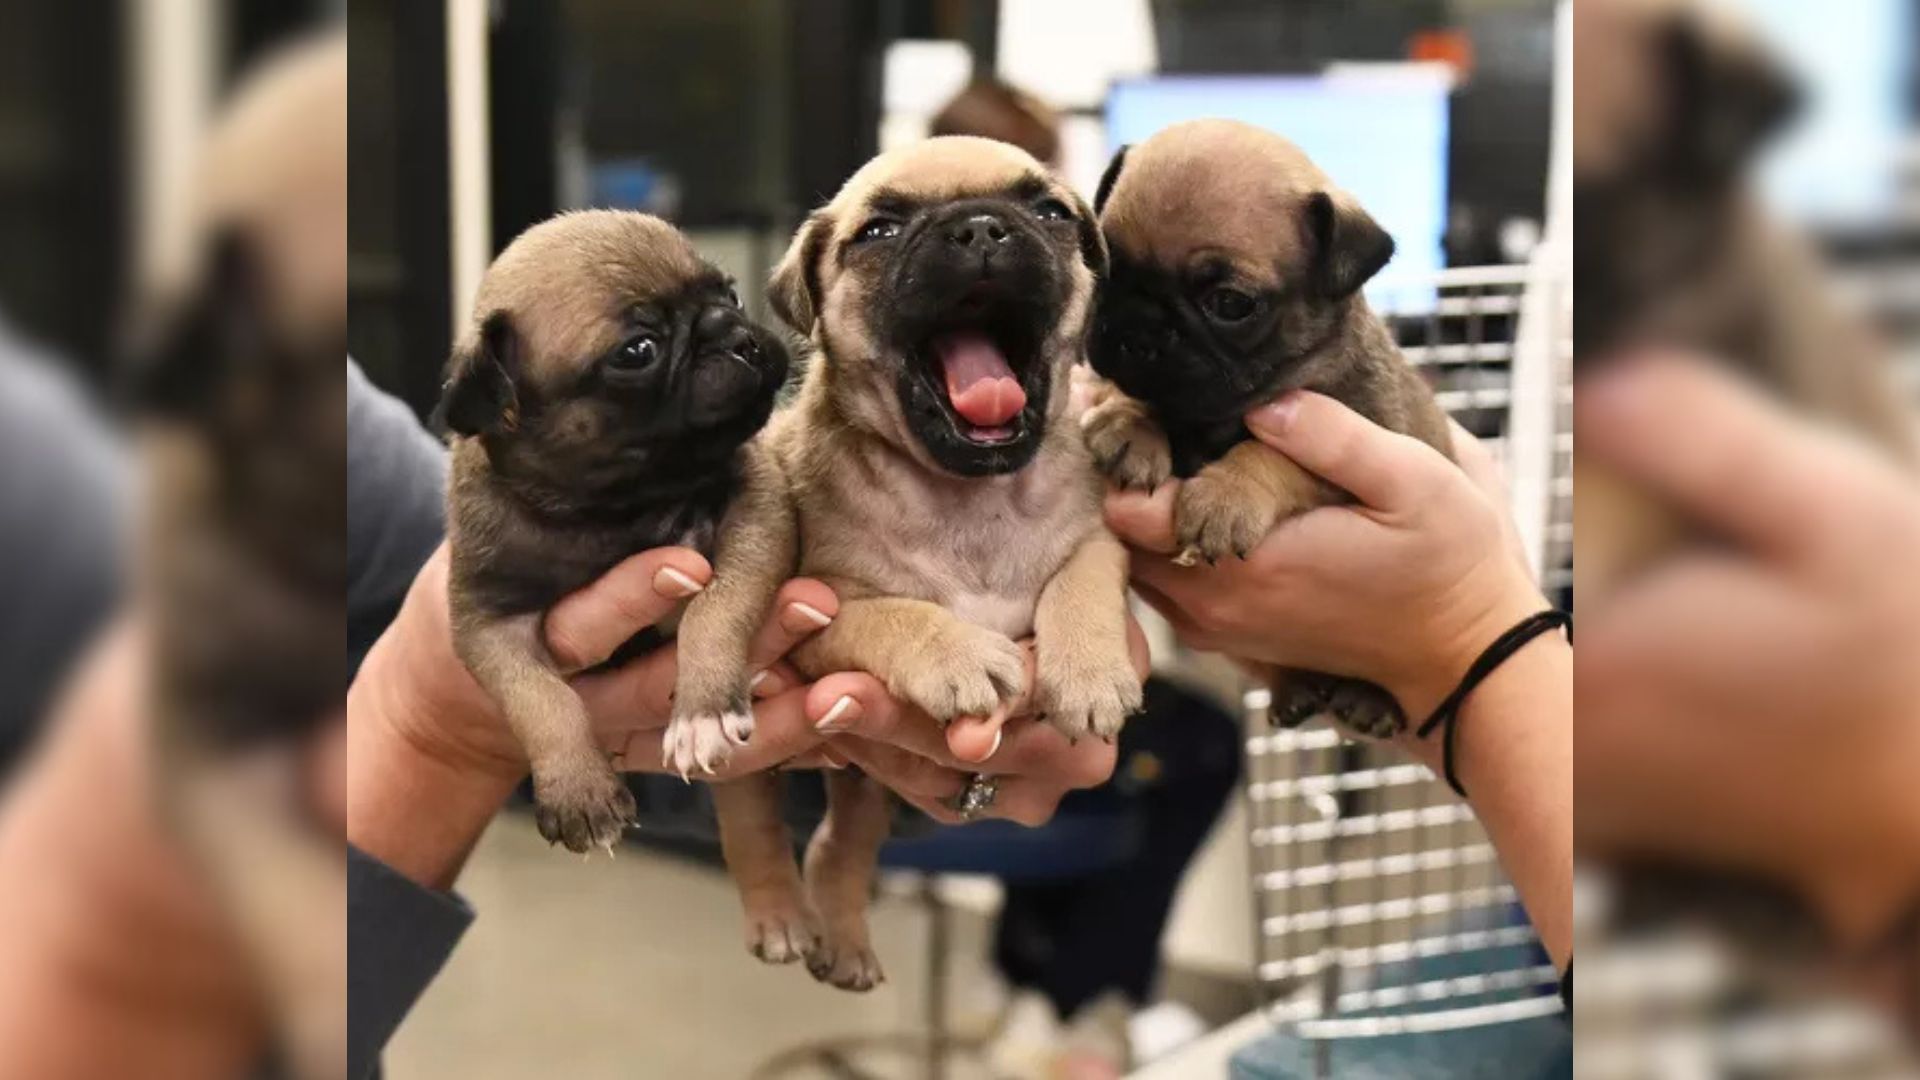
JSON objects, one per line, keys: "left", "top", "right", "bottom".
{"left": 438, "top": 311, "right": 521, "bottom": 437}
{"left": 1067, "top": 190, "right": 1109, "bottom": 278}
{"left": 768, "top": 211, "right": 831, "bottom": 333}
{"left": 1662, "top": 12, "right": 1800, "bottom": 183}
{"left": 121, "top": 229, "right": 267, "bottom": 418}
{"left": 1093, "top": 144, "right": 1129, "bottom": 215}
{"left": 1306, "top": 191, "right": 1394, "bottom": 299}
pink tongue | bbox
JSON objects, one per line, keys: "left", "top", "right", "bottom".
{"left": 935, "top": 333, "right": 1026, "bottom": 428}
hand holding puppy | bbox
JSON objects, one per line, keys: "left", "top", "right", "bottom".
{"left": 348, "top": 544, "right": 836, "bottom": 887}
{"left": 1106, "top": 392, "right": 1543, "bottom": 734}
{"left": 802, "top": 613, "right": 1150, "bottom": 827}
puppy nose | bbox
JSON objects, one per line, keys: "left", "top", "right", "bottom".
{"left": 945, "top": 213, "right": 1010, "bottom": 253}
{"left": 696, "top": 304, "right": 738, "bottom": 340}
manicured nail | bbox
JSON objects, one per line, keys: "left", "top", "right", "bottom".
{"left": 749, "top": 669, "right": 784, "bottom": 697}
{"left": 654, "top": 566, "right": 705, "bottom": 598}
{"left": 786, "top": 602, "right": 834, "bottom": 630}
{"left": 815, "top": 695, "right": 860, "bottom": 732}
{"left": 1246, "top": 393, "right": 1303, "bottom": 437}
{"left": 983, "top": 725, "right": 1004, "bottom": 761}
{"left": 820, "top": 745, "right": 850, "bottom": 769}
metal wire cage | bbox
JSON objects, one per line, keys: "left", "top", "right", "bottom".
{"left": 1243, "top": 262, "right": 1572, "bottom": 1049}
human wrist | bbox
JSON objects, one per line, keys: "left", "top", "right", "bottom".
{"left": 345, "top": 661, "right": 521, "bottom": 891}
{"left": 1434, "top": 631, "right": 1574, "bottom": 968}
{"left": 1394, "top": 570, "right": 1551, "bottom": 726}
{"left": 1799, "top": 797, "right": 1920, "bottom": 952}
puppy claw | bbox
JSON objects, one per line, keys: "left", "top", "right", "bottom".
{"left": 663, "top": 712, "right": 737, "bottom": 778}
{"left": 743, "top": 903, "right": 821, "bottom": 966}
{"left": 805, "top": 940, "right": 886, "bottom": 993}
{"left": 1172, "top": 547, "right": 1201, "bottom": 568}
{"left": 1324, "top": 678, "right": 1406, "bottom": 740}
{"left": 1036, "top": 639, "right": 1144, "bottom": 744}
{"left": 531, "top": 761, "right": 636, "bottom": 854}
{"left": 892, "top": 623, "right": 1026, "bottom": 723}
{"left": 1174, "top": 471, "right": 1280, "bottom": 565}
{"left": 1082, "top": 399, "right": 1172, "bottom": 491}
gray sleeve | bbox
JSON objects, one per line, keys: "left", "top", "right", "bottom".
{"left": 0, "top": 329, "right": 127, "bottom": 775}
{"left": 347, "top": 845, "right": 474, "bottom": 1079}
{"left": 346, "top": 360, "right": 447, "bottom": 667}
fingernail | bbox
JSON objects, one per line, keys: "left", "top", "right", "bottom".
{"left": 1245, "top": 393, "right": 1301, "bottom": 437}
{"left": 815, "top": 695, "right": 861, "bottom": 732}
{"left": 654, "top": 566, "right": 705, "bottom": 598}
{"left": 749, "top": 669, "right": 784, "bottom": 697}
{"left": 820, "top": 746, "right": 850, "bottom": 769}
{"left": 983, "top": 726, "right": 1004, "bottom": 761}
{"left": 786, "top": 602, "right": 834, "bottom": 630}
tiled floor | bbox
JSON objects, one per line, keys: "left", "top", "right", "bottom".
{"left": 386, "top": 813, "right": 1006, "bottom": 1079}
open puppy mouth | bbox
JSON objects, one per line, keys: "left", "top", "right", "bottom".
{"left": 909, "top": 292, "right": 1044, "bottom": 447}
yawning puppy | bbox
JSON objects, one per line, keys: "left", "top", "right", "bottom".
{"left": 669, "top": 136, "right": 1140, "bottom": 990}
{"left": 440, "top": 210, "right": 789, "bottom": 853}
{"left": 1081, "top": 119, "right": 1452, "bottom": 737}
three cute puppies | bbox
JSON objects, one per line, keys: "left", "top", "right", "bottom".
{"left": 441, "top": 126, "right": 1431, "bottom": 988}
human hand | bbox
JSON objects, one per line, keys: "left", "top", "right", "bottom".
{"left": 1576, "top": 355, "right": 1920, "bottom": 946}
{"left": 1104, "top": 391, "right": 1545, "bottom": 729}
{"left": 347, "top": 544, "right": 838, "bottom": 886}
{"left": 792, "top": 615, "right": 1151, "bottom": 826}
{"left": 0, "top": 622, "right": 266, "bottom": 1078}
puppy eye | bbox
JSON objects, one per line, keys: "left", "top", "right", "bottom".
{"left": 1033, "top": 198, "right": 1073, "bottom": 223}
{"left": 612, "top": 337, "right": 660, "bottom": 369}
{"left": 1202, "top": 287, "right": 1255, "bottom": 323}
{"left": 853, "top": 218, "right": 901, "bottom": 243}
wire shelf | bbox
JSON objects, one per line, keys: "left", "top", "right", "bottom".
{"left": 1244, "top": 263, "right": 1571, "bottom": 1044}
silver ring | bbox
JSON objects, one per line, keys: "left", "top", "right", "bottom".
{"left": 950, "top": 772, "right": 999, "bottom": 821}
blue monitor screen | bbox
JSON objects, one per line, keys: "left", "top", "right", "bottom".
{"left": 1105, "top": 75, "right": 1451, "bottom": 310}
{"left": 1744, "top": 0, "right": 1909, "bottom": 227}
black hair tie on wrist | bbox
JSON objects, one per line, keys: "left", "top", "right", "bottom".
{"left": 1415, "top": 609, "right": 1571, "bottom": 798}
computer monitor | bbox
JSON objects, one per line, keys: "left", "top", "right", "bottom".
{"left": 1744, "top": 0, "right": 1910, "bottom": 228}
{"left": 1105, "top": 72, "right": 1451, "bottom": 310}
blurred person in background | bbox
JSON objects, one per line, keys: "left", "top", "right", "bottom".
{"left": 0, "top": 318, "right": 125, "bottom": 781}
{"left": 923, "top": 76, "right": 1244, "bottom": 1080}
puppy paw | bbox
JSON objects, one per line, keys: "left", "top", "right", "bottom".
{"left": 1273, "top": 675, "right": 1404, "bottom": 740}
{"left": 805, "top": 936, "right": 886, "bottom": 992}
{"left": 1082, "top": 397, "right": 1172, "bottom": 491}
{"left": 1274, "top": 680, "right": 1330, "bottom": 729}
{"left": 661, "top": 711, "right": 748, "bottom": 778}
{"left": 742, "top": 898, "right": 821, "bottom": 966}
{"left": 1174, "top": 469, "right": 1279, "bottom": 564}
{"left": 532, "top": 758, "right": 636, "bottom": 853}
{"left": 1035, "top": 638, "right": 1143, "bottom": 743}
{"left": 891, "top": 623, "right": 1027, "bottom": 723}
{"left": 1325, "top": 678, "right": 1406, "bottom": 740}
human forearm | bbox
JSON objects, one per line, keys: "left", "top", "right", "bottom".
{"left": 346, "top": 674, "right": 516, "bottom": 892}
{"left": 1421, "top": 635, "right": 1574, "bottom": 970}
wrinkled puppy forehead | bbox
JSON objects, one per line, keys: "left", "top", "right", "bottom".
{"left": 468, "top": 210, "right": 712, "bottom": 376}
{"left": 1103, "top": 120, "right": 1331, "bottom": 283}
{"left": 826, "top": 136, "right": 1060, "bottom": 229}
